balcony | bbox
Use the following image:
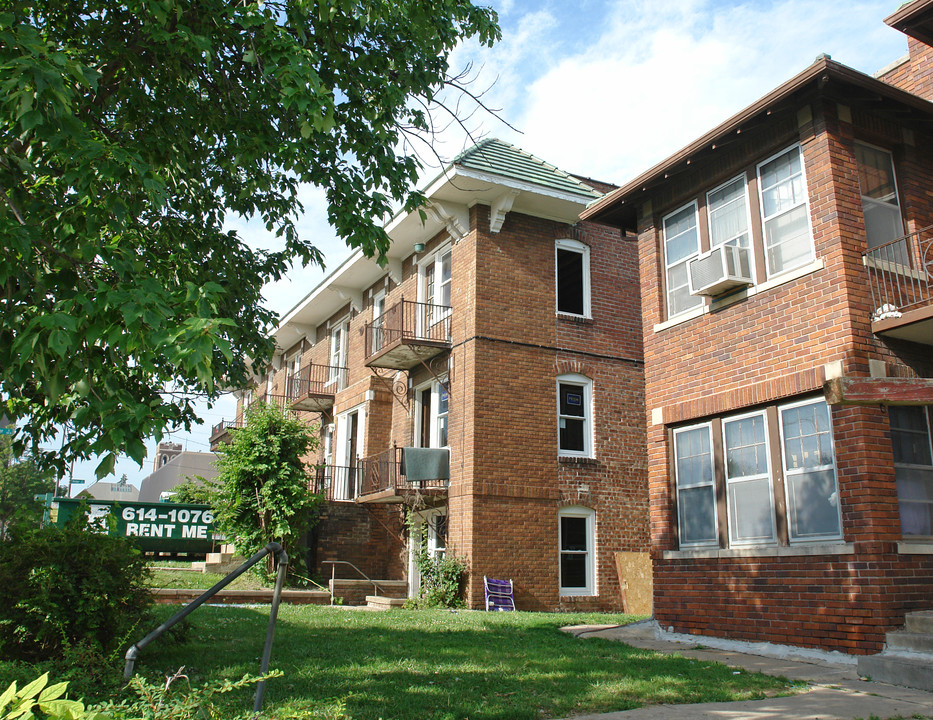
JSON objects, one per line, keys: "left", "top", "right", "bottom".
{"left": 864, "top": 225, "right": 933, "bottom": 346}
{"left": 355, "top": 447, "right": 449, "bottom": 504}
{"left": 208, "top": 395, "right": 297, "bottom": 449}
{"left": 364, "top": 300, "right": 452, "bottom": 370}
{"left": 311, "top": 465, "right": 362, "bottom": 502}
{"left": 288, "top": 363, "right": 346, "bottom": 412}
{"left": 209, "top": 417, "right": 244, "bottom": 447}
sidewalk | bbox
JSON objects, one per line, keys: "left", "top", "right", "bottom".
{"left": 557, "top": 621, "right": 933, "bottom": 720}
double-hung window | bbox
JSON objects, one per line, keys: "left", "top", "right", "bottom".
{"left": 758, "top": 145, "right": 813, "bottom": 277}
{"left": 673, "top": 423, "right": 717, "bottom": 547}
{"left": 779, "top": 399, "right": 841, "bottom": 542}
{"left": 555, "top": 239, "right": 591, "bottom": 317}
{"left": 723, "top": 412, "right": 775, "bottom": 545}
{"left": 557, "top": 374, "right": 593, "bottom": 458}
{"left": 559, "top": 506, "right": 595, "bottom": 595}
{"left": 673, "top": 398, "right": 841, "bottom": 549}
{"left": 663, "top": 202, "right": 702, "bottom": 318}
{"left": 708, "top": 176, "right": 751, "bottom": 250}
{"left": 889, "top": 406, "right": 933, "bottom": 538}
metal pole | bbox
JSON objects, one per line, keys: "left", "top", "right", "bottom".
{"left": 254, "top": 547, "right": 288, "bottom": 713}
{"left": 124, "top": 542, "right": 283, "bottom": 681}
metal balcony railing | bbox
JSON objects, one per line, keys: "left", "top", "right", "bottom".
{"left": 210, "top": 395, "right": 300, "bottom": 443}
{"left": 864, "top": 225, "right": 933, "bottom": 321}
{"left": 287, "top": 363, "right": 346, "bottom": 410}
{"left": 358, "top": 446, "right": 449, "bottom": 497}
{"left": 363, "top": 299, "right": 452, "bottom": 359}
{"left": 312, "top": 464, "right": 361, "bottom": 502}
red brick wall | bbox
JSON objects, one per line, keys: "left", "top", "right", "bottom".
{"left": 630, "top": 96, "right": 933, "bottom": 653}
{"left": 877, "top": 38, "right": 933, "bottom": 103}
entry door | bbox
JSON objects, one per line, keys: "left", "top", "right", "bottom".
{"left": 334, "top": 405, "right": 365, "bottom": 500}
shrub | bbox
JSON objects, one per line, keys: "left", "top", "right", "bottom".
{"left": 0, "top": 517, "right": 151, "bottom": 662}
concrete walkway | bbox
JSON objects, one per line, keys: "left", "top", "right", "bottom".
{"left": 557, "top": 621, "right": 933, "bottom": 720}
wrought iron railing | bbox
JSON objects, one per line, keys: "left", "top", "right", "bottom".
{"left": 363, "top": 299, "right": 452, "bottom": 358}
{"left": 358, "top": 446, "right": 448, "bottom": 496}
{"left": 287, "top": 362, "right": 347, "bottom": 401}
{"left": 312, "top": 464, "right": 361, "bottom": 502}
{"left": 210, "top": 395, "right": 300, "bottom": 441}
{"left": 863, "top": 225, "right": 933, "bottom": 321}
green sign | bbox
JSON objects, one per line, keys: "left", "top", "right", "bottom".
{"left": 0, "top": 428, "right": 13, "bottom": 435}
{"left": 49, "top": 498, "right": 217, "bottom": 554}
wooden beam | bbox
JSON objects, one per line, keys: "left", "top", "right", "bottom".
{"left": 824, "top": 377, "right": 933, "bottom": 406}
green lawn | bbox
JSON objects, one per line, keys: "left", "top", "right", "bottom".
{"left": 146, "top": 562, "right": 267, "bottom": 591}
{"left": 132, "top": 606, "right": 796, "bottom": 720}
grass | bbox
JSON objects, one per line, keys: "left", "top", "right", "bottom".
{"left": 130, "top": 606, "right": 796, "bottom": 720}
{"left": 146, "top": 561, "right": 267, "bottom": 591}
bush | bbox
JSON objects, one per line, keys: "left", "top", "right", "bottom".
{"left": 0, "top": 518, "right": 151, "bottom": 663}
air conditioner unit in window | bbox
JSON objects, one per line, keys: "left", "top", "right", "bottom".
{"left": 688, "top": 244, "right": 753, "bottom": 297}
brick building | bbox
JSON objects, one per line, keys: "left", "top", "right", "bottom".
{"left": 582, "top": 4, "right": 933, "bottom": 658}
{"left": 212, "top": 140, "right": 649, "bottom": 611}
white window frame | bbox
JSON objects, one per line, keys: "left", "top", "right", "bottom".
{"left": 328, "top": 317, "right": 349, "bottom": 390}
{"left": 854, "top": 141, "right": 904, "bottom": 251}
{"left": 757, "top": 144, "right": 815, "bottom": 279}
{"left": 557, "top": 373, "right": 593, "bottom": 458}
{"left": 706, "top": 175, "right": 757, "bottom": 287}
{"left": 371, "top": 290, "right": 386, "bottom": 352}
{"left": 662, "top": 201, "right": 703, "bottom": 318}
{"left": 559, "top": 506, "right": 596, "bottom": 596}
{"left": 673, "top": 422, "right": 718, "bottom": 548}
{"left": 778, "top": 397, "right": 842, "bottom": 543}
{"left": 418, "top": 245, "right": 453, "bottom": 330}
{"left": 555, "top": 238, "right": 591, "bottom": 318}
{"left": 414, "top": 378, "right": 449, "bottom": 449}
{"left": 722, "top": 410, "right": 777, "bottom": 547}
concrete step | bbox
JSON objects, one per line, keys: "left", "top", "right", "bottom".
{"left": 906, "top": 610, "right": 933, "bottom": 635}
{"left": 366, "top": 595, "right": 407, "bottom": 610}
{"left": 858, "top": 653, "right": 933, "bottom": 692}
{"left": 886, "top": 630, "right": 933, "bottom": 654}
{"left": 329, "top": 579, "right": 407, "bottom": 606}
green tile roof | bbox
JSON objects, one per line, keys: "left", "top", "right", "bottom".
{"left": 453, "top": 138, "right": 600, "bottom": 200}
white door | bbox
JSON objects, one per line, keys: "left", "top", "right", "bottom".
{"left": 334, "top": 405, "right": 365, "bottom": 500}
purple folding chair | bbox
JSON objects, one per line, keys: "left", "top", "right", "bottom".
{"left": 484, "top": 576, "right": 515, "bottom": 611}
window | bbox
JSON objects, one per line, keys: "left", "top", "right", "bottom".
{"left": 557, "top": 374, "right": 593, "bottom": 458}
{"left": 890, "top": 406, "right": 933, "bottom": 538}
{"left": 663, "top": 202, "right": 703, "bottom": 318}
{"left": 286, "top": 352, "right": 302, "bottom": 398}
{"left": 723, "top": 412, "right": 775, "bottom": 545}
{"left": 559, "top": 507, "right": 595, "bottom": 595}
{"left": 328, "top": 319, "right": 348, "bottom": 389}
{"left": 779, "top": 399, "right": 841, "bottom": 541}
{"left": 673, "top": 398, "right": 841, "bottom": 549}
{"left": 707, "top": 176, "right": 751, "bottom": 250}
{"left": 415, "top": 379, "right": 449, "bottom": 448}
{"left": 855, "top": 143, "right": 904, "bottom": 250}
{"left": 372, "top": 291, "right": 386, "bottom": 352}
{"left": 757, "top": 145, "right": 813, "bottom": 277}
{"left": 555, "top": 239, "right": 591, "bottom": 317}
{"left": 673, "top": 424, "right": 717, "bottom": 547}
{"left": 419, "top": 247, "right": 452, "bottom": 335}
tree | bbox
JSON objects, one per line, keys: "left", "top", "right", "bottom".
{"left": 212, "top": 402, "right": 321, "bottom": 579}
{"left": 0, "top": 1, "right": 500, "bottom": 478}
{"left": 0, "top": 437, "right": 56, "bottom": 537}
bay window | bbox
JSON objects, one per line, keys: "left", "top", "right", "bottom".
{"left": 673, "top": 397, "right": 841, "bottom": 549}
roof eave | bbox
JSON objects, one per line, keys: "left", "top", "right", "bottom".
{"left": 582, "top": 57, "right": 933, "bottom": 227}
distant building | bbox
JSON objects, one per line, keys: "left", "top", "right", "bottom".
{"left": 137, "top": 443, "right": 218, "bottom": 502}
{"left": 77, "top": 475, "right": 139, "bottom": 502}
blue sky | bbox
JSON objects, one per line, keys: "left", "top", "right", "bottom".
{"left": 68, "top": 0, "right": 912, "bottom": 491}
